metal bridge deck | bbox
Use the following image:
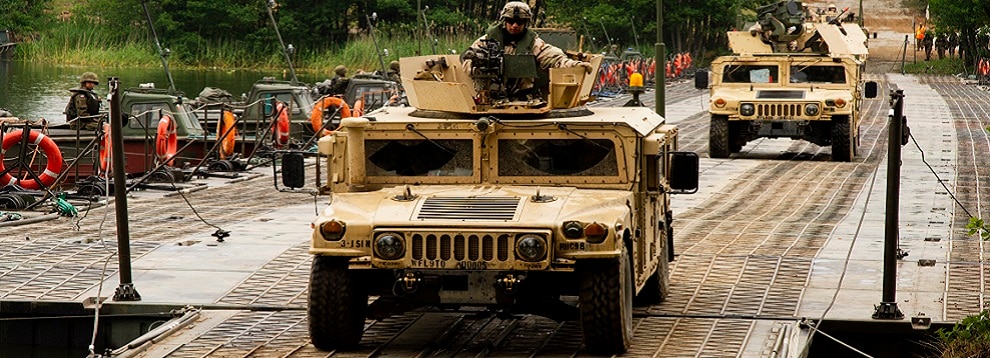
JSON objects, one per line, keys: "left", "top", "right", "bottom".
{"left": 2, "top": 75, "right": 989, "bottom": 357}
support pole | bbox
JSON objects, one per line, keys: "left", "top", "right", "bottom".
{"left": 110, "top": 78, "right": 141, "bottom": 302}
{"left": 655, "top": 0, "right": 665, "bottom": 117}
{"left": 873, "top": 89, "right": 904, "bottom": 320}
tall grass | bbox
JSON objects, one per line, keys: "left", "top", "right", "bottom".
{"left": 18, "top": 20, "right": 477, "bottom": 76}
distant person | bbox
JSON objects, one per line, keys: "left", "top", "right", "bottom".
{"left": 462, "top": 1, "right": 592, "bottom": 98}
{"left": 64, "top": 72, "right": 102, "bottom": 130}
{"left": 330, "top": 65, "right": 349, "bottom": 96}
{"left": 387, "top": 60, "right": 401, "bottom": 83}
{"left": 923, "top": 27, "right": 935, "bottom": 61}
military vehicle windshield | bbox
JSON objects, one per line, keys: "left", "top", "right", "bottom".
{"left": 497, "top": 139, "right": 618, "bottom": 176}
{"left": 789, "top": 65, "right": 846, "bottom": 84}
{"left": 722, "top": 65, "right": 779, "bottom": 83}
{"left": 366, "top": 139, "right": 473, "bottom": 176}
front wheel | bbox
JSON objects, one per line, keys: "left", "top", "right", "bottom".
{"left": 709, "top": 115, "right": 730, "bottom": 158}
{"left": 578, "top": 246, "right": 633, "bottom": 354}
{"left": 831, "top": 115, "right": 855, "bottom": 162}
{"left": 309, "top": 255, "right": 367, "bottom": 350}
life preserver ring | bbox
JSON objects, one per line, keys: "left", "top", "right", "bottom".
{"left": 218, "top": 110, "right": 238, "bottom": 159}
{"left": 156, "top": 115, "right": 178, "bottom": 166}
{"left": 99, "top": 123, "right": 111, "bottom": 174}
{"left": 0, "top": 129, "right": 64, "bottom": 190}
{"left": 272, "top": 102, "right": 290, "bottom": 147}
{"left": 309, "top": 96, "right": 351, "bottom": 136}
{"left": 352, "top": 99, "right": 365, "bottom": 118}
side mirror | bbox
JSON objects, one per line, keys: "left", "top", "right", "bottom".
{"left": 669, "top": 151, "right": 699, "bottom": 194}
{"left": 281, "top": 152, "right": 305, "bottom": 188}
{"left": 864, "top": 81, "right": 878, "bottom": 99}
{"left": 694, "top": 69, "right": 709, "bottom": 90}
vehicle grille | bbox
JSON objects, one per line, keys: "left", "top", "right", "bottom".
{"left": 756, "top": 103, "right": 804, "bottom": 117}
{"left": 416, "top": 197, "right": 521, "bottom": 221}
{"left": 411, "top": 233, "right": 512, "bottom": 261}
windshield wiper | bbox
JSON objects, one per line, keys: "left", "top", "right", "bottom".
{"left": 405, "top": 123, "right": 455, "bottom": 154}
{"left": 557, "top": 124, "right": 610, "bottom": 150}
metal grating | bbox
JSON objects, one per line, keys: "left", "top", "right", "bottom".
{"left": 757, "top": 103, "right": 804, "bottom": 117}
{"left": 416, "top": 197, "right": 520, "bottom": 220}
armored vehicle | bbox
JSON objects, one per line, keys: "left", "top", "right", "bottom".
{"left": 694, "top": 0, "right": 877, "bottom": 161}
{"left": 304, "top": 49, "right": 699, "bottom": 354}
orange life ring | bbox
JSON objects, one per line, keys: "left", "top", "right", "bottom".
{"left": 352, "top": 99, "right": 365, "bottom": 117}
{"left": 0, "top": 129, "right": 64, "bottom": 190}
{"left": 156, "top": 115, "right": 178, "bottom": 166}
{"left": 272, "top": 102, "right": 290, "bottom": 147}
{"left": 99, "top": 123, "right": 111, "bottom": 174}
{"left": 217, "top": 110, "right": 238, "bottom": 159}
{"left": 310, "top": 96, "right": 351, "bottom": 136}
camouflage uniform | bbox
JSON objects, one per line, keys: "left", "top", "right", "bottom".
{"left": 329, "top": 65, "right": 349, "bottom": 96}
{"left": 386, "top": 60, "right": 401, "bottom": 84}
{"left": 463, "top": 2, "right": 591, "bottom": 95}
{"left": 64, "top": 72, "right": 102, "bottom": 131}
{"left": 923, "top": 29, "right": 934, "bottom": 61}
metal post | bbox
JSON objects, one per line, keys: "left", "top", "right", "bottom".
{"left": 110, "top": 78, "right": 141, "bottom": 302}
{"left": 655, "top": 0, "right": 665, "bottom": 117}
{"left": 859, "top": 0, "right": 863, "bottom": 27}
{"left": 873, "top": 89, "right": 904, "bottom": 320}
{"left": 599, "top": 17, "right": 613, "bottom": 55}
{"left": 901, "top": 35, "right": 908, "bottom": 75}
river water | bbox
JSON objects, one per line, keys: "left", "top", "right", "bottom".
{"left": 0, "top": 60, "right": 328, "bottom": 124}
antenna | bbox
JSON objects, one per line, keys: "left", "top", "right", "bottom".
{"left": 265, "top": 0, "right": 299, "bottom": 84}
{"left": 140, "top": 0, "right": 177, "bottom": 94}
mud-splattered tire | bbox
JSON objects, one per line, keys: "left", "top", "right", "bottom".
{"left": 831, "top": 116, "right": 854, "bottom": 162}
{"left": 578, "top": 247, "right": 633, "bottom": 354}
{"left": 709, "top": 115, "right": 730, "bottom": 158}
{"left": 634, "top": 258, "right": 669, "bottom": 306}
{"left": 309, "top": 255, "right": 367, "bottom": 350}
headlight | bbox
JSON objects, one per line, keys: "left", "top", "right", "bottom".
{"left": 563, "top": 221, "right": 584, "bottom": 238}
{"left": 516, "top": 234, "right": 547, "bottom": 262}
{"left": 805, "top": 103, "right": 820, "bottom": 116}
{"left": 740, "top": 103, "right": 755, "bottom": 116}
{"left": 374, "top": 232, "right": 405, "bottom": 260}
{"left": 319, "top": 220, "right": 346, "bottom": 241}
{"left": 584, "top": 222, "right": 609, "bottom": 243}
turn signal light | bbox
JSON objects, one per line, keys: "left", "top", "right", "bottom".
{"left": 585, "top": 222, "right": 609, "bottom": 243}
{"left": 319, "top": 220, "right": 346, "bottom": 241}
{"left": 714, "top": 98, "right": 726, "bottom": 107}
{"left": 834, "top": 98, "right": 846, "bottom": 108}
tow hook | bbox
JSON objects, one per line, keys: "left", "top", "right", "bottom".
{"left": 400, "top": 272, "right": 421, "bottom": 292}
{"left": 497, "top": 274, "right": 520, "bottom": 293}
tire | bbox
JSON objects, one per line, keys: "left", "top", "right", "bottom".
{"left": 635, "top": 225, "right": 672, "bottom": 306}
{"left": 831, "top": 116, "right": 854, "bottom": 162}
{"left": 709, "top": 115, "right": 730, "bottom": 158}
{"left": 309, "top": 255, "right": 367, "bottom": 350}
{"left": 578, "top": 247, "right": 633, "bottom": 354}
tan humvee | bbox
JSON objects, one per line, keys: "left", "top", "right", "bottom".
{"left": 305, "top": 52, "right": 699, "bottom": 354}
{"left": 695, "top": 0, "right": 877, "bottom": 161}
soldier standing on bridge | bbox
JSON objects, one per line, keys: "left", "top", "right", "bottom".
{"left": 923, "top": 27, "right": 935, "bottom": 61}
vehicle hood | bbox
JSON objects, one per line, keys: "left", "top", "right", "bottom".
{"left": 321, "top": 185, "right": 633, "bottom": 228}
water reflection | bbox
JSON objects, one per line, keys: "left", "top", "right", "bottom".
{"left": 0, "top": 60, "right": 326, "bottom": 124}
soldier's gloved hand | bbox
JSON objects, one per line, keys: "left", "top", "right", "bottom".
{"left": 577, "top": 61, "right": 594, "bottom": 74}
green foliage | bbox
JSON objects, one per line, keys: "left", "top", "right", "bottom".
{"left": 0, "top": 0, "right": 55, "bottom": 34}
{"left": 935, "top": 309, "right": 990, "bottom": 357}
{"left": 903, "top": 57, "right": 967, "bottom": 75}
{"left": 965, "top": 217, "right": 990, "bottom": 241}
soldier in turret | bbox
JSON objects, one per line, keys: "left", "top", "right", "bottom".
{"left": 463, "top": 1, "right": 593, "bottom": 99}
{"left": 64, "top": 72, "right": 102, "bottom": 131}
{"left": 330, "top": 65, "right": 349, "bottom": 96}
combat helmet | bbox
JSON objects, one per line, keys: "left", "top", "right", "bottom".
{"left": 500, "top": 1, "right": 532, "bottom": 20}
{"left": 80, "top": 72, "right": 99, "bottom": 85}
{"left": 389, "top": 61, "right": 400, "bottom": 72}
{"left": 334, "top": 65, "right": 347, "bottom": 77}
